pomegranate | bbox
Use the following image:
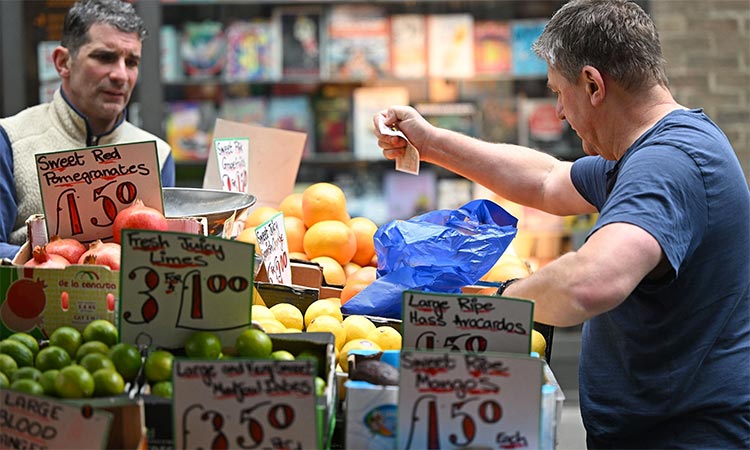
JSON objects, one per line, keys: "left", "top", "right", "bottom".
{"left": 45, "top": 235, "right": 87, "bottom": 264}
{"left": 78, "top": 240, "right": 122, "bottom": 270}
{"left": 24, "top": 245, "right": 69, "bottom": 269}
{"left": 112, "top": 199, "right": 168, "bottom": 244}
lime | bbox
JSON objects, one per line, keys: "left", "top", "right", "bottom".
{"left": 0, "top": 353, "right": 19, "bottom": 378}
{"left": 55, "top": 365, "right": 95, "bottom": 399}
{"left": 314, "top": 376, "right": 326, "bottom": 397}
{"left": 0, "top": 339, "right": 35, "bottom": 368}
{"left": 93, "top": 368, "right": 125, "bottom": 397}
{"left": 7, "top": 332, "right": 40, "bottom": 358}
{"left": 235, "top": 329, "right": 273, "bottom": 359}
{"left": 80, "top": 353, "right": 115, "bottom": 374}
{"left": 35, "top": 346, "right": 72, "bottom": 372}
{"left": 151, "top": 380, "right": 173, "bottom": 399}
{"left": 270, "top": 350, "right": 295, "bottom": 361}
{"left": 0, "top": 372, "right": 8, "bottom": 389}
{"left": 270, "top": 303, "right": 304, "bottom": 331}
{"left": 108, "top": 343, "right": 142, "bottom": 381}
{"left": 184, "top": 331, "right": 222, "bottom": 359}
{"left": 11, "top": 366, "right": 42, "bottom": 383}
{"left": 75, "top": 341, "right": 110, "bottom": 362}
{"left": 39, "top": 370, "right": 59, "bottom": 396}
{"left": 11, "top": 378, "right": 44, "bottom": 396}
{"left": 82, "top": 320, "right": 119, "bottom": 347}
{"left": 49, "top": 326, "right": 83, "bottom": 359}
{"left": 144, "top": 350, "right": 174, "bottom": 383}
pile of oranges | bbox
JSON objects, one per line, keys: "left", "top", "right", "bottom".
{"left": 237, "top": 182, "right": 378, "bottom": 304}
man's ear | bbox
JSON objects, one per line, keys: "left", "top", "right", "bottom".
{"left": 582, "top": 65, "right": 605, "bottom": 106}
{"left": 53, "top": 46, "right": 71, "bottom": 78}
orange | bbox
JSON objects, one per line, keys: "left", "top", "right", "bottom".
{"left": 481, "top": 253, "right": 532, "bottom": 282}
{"left": 108, "top": 343, "right": 142, "bottom": 382}
{"left": 278, "top": 192, "right": 304, "bottom": 220}
{"left": 311, "top": 256, "right": 347, "bottom": 286}
{"left": 347, "top": 266, "right": 377, "bottom": 284}
{"left": 348, "top": 217, "right": 378, "bottom": 266}
{"left": 343, "top": 262, "right": 362, "bottom": 279}
{"left": 303, "top": 220, "right": 357, "bottom": 265}
{"left": 284, "top": 215, "right": 307, "bottom": 253}
{"left": 301, "top": 182, "right": 349, "bottom": 227}
{"left": 144, "top": 350, "right": 174, "bottom": 383}
{"left": 235, "top": 329, "right": 273, "bottom": 358}
{"left": 82, "top": 319, "right": 119, "bottom": 347}
{"left": 245, "top": 206, "right": 279, "bottom": 229}
{"left": 93, "top": 368, "right": 125, "bottom": 397}
{"left": 55, "top": 365, "right": 95, "bottom": 398}
{"left": 341, "top": 266, "right": 377, "bottom": 304}
{"left": 184, "top": 331, "right": 223, "bottom": 359}
{"left": 236, "top": 226, "right": 258, "bottom": 247}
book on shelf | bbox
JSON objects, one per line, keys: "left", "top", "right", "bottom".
{"left": 181, "top": 21, "right": 226, "bottom": 79}
{"left": 390, "top": 14, "right": 427, "bottom": 79}
{"left": 37, "top": 41, "right": 59, "bottom": 83}
{"left": 313, "top": 95, "right": 351, "bottom": 154}
{"left": 267, "top": 95, "right": 316, "bottom": 159}
{"left": 427, "top": 14, "right": 475, "bottom": 79}
{"left": 272, "top": 6, "right": 324, "bottom": 79}
{"left": 160, "top": 25, "right": 181, "bottom": 82}
{"left": 218, "top": 97, "right": 267, "bottom": 127}
{"left": 414, "top": 102, "right": 479, "bottom": 138}
{"left": 518, "top": 96, "right": 584, "bottom": 160}
{"left": 325, "top": 5, "right": 390, "bottom": 81}
{"left": 479, "top": 97, "right": 519, "bottom": 144}
{"left": 224, "top": 20, "right": 275, "bottom": 82}
{"left": 352, "top": 86, "right": 409, "bottom": 161}
{"left": 473, "top": 20, "right": 512, "bottom": 76}
{"left": 511, "top": 19, "right": 548, "bottom": 76}
{"left": 165, "top": 101, "right": 216, "bottom": 162}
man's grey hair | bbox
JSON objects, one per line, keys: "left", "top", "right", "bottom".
{"left": 61, "top": 0, "right": 147, "bottom": 56}
{"left": 532, "top": 0, "right": 669, "bottom": 93}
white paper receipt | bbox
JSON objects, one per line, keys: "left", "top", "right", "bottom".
{"left": 378, "top": 116, "right": 420, "bottom": 175}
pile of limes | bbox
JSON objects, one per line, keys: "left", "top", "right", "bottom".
{"left": 0, "top": 320, "right": 142, "bottom": 399}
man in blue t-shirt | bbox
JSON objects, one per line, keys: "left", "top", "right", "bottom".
{"left": 372, "top": 0, "right": 750, "bottom": 447}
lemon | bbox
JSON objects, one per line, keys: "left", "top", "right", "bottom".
{"left": 270, "top": 304, "right": 304, "bottom": 331}
{"left": 365, "top": 326, "right": 402, "bottom": 351}
{"left": 251, "top": 305, "right": 276, "bottom": 322}
{"left": 307, "top": 315, "right": 347, "bottom": 350}
{"left": 338, "top": 339, "right": 381, "bottom": 373}
{"left": 304, "top": 299, "right": 343, "bottom": 328}
{"left": 256, "top": 319, "right": 287, "bottom": 334}
{"left": 342, "top": 315, "right": 376, "bottom": 343}
{"left": 531, "top": 329, "right": 547, "bottom": 357}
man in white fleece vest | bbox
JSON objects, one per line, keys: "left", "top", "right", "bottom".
{"left": 0, "top": 0, "right": 175, "bottom": 260}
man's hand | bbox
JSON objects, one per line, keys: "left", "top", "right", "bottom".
{"left": 372, "top": 106, "right": 435, "bottom": 162}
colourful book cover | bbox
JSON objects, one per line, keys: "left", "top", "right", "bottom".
{"left": 518, "top": 97, "right": 583, "bottom": 160}
{"left": 511, "top": 19, "right": 548, "bottom": 76}
{"left": 224, "top": 20, "right": 274, "bottom": 82}
{"left": 390, "top": 14, "right": 427, "bottom": 79}
{"left": 166, "top": 101, "right": 216, "bottom": 162}
{"left": 160, "top": 25, "right": 181, "bottom": 82}
{"left": 474, "top": 20, "right": 512, "bottom": 75}
{"left": 181, "top": 21, "right": 226, "bottom": 78}
{"left": 267, "top": 95, "right": 316, "bottom": 158}
{"left": 313, "top": 95, "right": 351, "bottom": 154}
{"left": 272, "top": 6, "right": 323, "bottom": 79}
{"left": 480, "top": 97, "right": 518, "bottom": 144}
{"left": 414, "top": 102, "right": 479, "bottom": 137}
{"left": 427, "top": 14, "right": 475, "bottom": 79}
{"left": 218, "top": 97, "right": 267, "bottom": 126}
{"left": 326, "top": 5, "right": 390, "bottom": 81}
{"left": 37, "top": 41, "right": 59, "bottom": 83}
{"left": 352, "top": 86, "right": 409, "bottom": 160}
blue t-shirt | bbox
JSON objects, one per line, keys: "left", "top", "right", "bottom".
{"left": 571, "top": 109, "right": 750, "bottom": 448}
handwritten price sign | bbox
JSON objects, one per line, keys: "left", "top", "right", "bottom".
{"left": 397, "top": 350, "right": 543, "bottom": 449}
{"left": 35, "top": 141, "right": 163, "bottom": 244}
{"left": 173, "top": 359, "right": 319, "bottom": 450}
{"left": 254, "top": 212, "right": 291, "bottom": 284}
{"left": 401, "top": 291, "right": 534, "bottom": 355}
{"left": 119, "top": 230, "right": 255, "bottom": 350}
{"left": 214, "top": 137, "right": 249, "bottom": 193}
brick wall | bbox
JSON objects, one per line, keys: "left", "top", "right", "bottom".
{"left": 651, "top": 0, "right": 750, "bottom": 182}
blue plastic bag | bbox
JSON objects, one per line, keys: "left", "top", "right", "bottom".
{"left": 341, "top": 199, "right": 518, "bottom": 319}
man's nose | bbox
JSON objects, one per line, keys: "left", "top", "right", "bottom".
{"left": 109, "top": 59, "right": 128, "bottom": 83}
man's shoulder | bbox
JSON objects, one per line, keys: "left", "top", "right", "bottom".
{"left": 116, "top": 122, "right": 172, "bottom": 162}
{"left": 0, "top": 103, "right": 54, "bottom": 140}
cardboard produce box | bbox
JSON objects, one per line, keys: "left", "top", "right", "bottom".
{"left": 255, "top": 260, "right": 343, "bottom": 313}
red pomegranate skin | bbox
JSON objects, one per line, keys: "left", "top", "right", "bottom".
{"left": 78, "top": 240, "right": 122, "bottom": 270}
{"left": 112, "top": 199, "right": 168, "bottom": 244}
{"left": 24, "top": 245, "right": 69, "bottom": 269}
{"left": 45, "top": 235, "right": 87, "bottom": 264}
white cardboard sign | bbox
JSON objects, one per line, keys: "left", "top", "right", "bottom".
{"left": 397, "top": 350, "right": 543, "bottom": 449}
{"left": 214, "top": 137, "right": 249, "bottom": 193}
{"left": 118, "top": 230, "right": 254, "bottom": 350}
{"left": 401, "top": 290, "right": 534, "bottom": 355}
{"left": 254, "top": 212, "right": 291, "bottom": 285}
{"left": 0, "top": 390, "right": 112, "bottom": 449}
{"left": 35, "top": 141, "right": 163, "bottom": 244}
{"left": 173, "top": 359, "right": 319, "bottom": 450}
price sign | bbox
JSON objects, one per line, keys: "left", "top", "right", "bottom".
{"left": 1, "top": 390, "right": 112, "bottom": 449}
{"left": 398, "top": 350, "right": 543, "bottom": 449}
{"left": 119, "top": 230, "right": 254, "bottom": 350}
{"left": 254, "top": 212, "right": 291, "bottom": 285}
{"left": 35, "top": 141, "right": 163, "bottom": 244}
{"left": 401, "top": 290, "right": 534, "bottom": 355}
{"left": 214, "top": 137, "right": 249, "bottom": 193}
{"left": 173, "top": 359, "right": 319, "bottom": 450}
